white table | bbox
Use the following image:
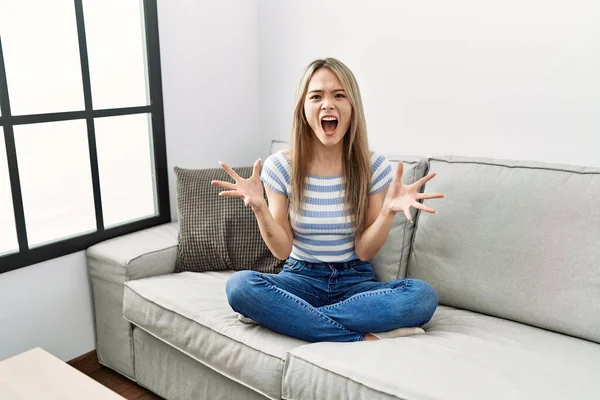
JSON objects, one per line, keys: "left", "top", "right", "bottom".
{"left": 0, "top": 347, "right": 125, "bottom": 400}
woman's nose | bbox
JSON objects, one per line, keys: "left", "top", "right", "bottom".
{"left": 321, "top": 98, "right": 334, "bottom": 111}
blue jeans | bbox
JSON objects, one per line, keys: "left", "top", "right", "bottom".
{"left": 225, "top": 257, "right": 438, "bottom": 342}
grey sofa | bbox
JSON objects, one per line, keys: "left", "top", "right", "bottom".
{"left": 86, "top": 153, "right": 600, "bottom": 400}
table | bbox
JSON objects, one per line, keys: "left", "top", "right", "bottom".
{"left": 0, "top": 347, "right": 125, "bottom": 400}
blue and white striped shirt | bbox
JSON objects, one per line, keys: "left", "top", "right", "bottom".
{"left": 260, "top": 150, "right": 393, "bottom": 263}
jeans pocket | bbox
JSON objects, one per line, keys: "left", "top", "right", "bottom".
{"left": 283, "top": 259, "right": 306, "bottom": 272}
{"left": 350, "top": 262, "right": 374, "bottom": 275}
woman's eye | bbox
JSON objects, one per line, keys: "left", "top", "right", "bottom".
{"left": 310, "top": 95, "right": 321, "bottom": 100}
{"left": 335, "top": 93, "right": 345, "bottom": 98}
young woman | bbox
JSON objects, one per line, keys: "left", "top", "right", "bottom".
{"left": 211, "top": 58, "right": 444, "bottom": 342}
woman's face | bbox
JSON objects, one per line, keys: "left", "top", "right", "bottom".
{"left": 303, "top": 68, "right": 352, "bottom": 148}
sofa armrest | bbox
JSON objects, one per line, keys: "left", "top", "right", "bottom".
{"left": 86, "top": 222, "right": 179, "bottom": 379}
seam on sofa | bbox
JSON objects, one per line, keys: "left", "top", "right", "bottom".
{"left": 395, "top": 162, "right": 418, "bottom": 280}
{"left": 406, "top": 160, "right": 430, "bottom": 277}
{"left": 428, "top": 157, "right": 600, "bottom": 175}
{"left": 86, "top": 242, "right": 178, "bottom": 273}
{"left": 88, "top": 255, "right": 138, "bottom": 379}
{"left": 125, "top": 243, "right": 178, "bottom": 269}
{"left": 128, "top": 319, "right": 136, "bottom": 380}
{"left": 283, "top": 353, "right": 407, "bottom": 400}
{"left": 387, "top": 157, "right": 418, "bottom": 165}
{"left": 396, "top": 220, "right": 407, "bottom": 280}
{"left": 118, "top": 256, "right": 136, "bottom": 378}
{"left": 123, "top": 284, "right": 286, "bottom": 399}
{"left": 124, "top": 315, "right": 277, "bottom": 400}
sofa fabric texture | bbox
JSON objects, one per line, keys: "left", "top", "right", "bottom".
{"left": 408, "top": 156, "right": 600, "bottom": 343}
{"left": 86, "top": 222, "right": 179, "bottom": 379}
{"left": 133, "top": 327, "right": 266, "bottom": 400}
{"left": 174, "top": 166, "right": 283, "bottom": 274}
{"left": 123, "top": 271, "right": 306, "bottom": 400}
{"left": 282, "top": 306, "right": 600, "bottom": 400}
{"left": 370, "top": 155, "right": 429, "bottom": 281}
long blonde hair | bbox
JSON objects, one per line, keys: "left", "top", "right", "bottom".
{"left": 289, "top": 58, "right": 372, "bottom": 235}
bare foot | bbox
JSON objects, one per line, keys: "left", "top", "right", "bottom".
{"left": 363, "top": 333, "right": 379, "bottom": 341}
{"left": 371, "top": 327, "right": 425, "bottom": 339}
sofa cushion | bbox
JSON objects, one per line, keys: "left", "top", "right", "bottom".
{"left": 123, "top": 271, "right": 306, "bottom": 400}
{"left": 282, "top": 306, "right": 600, "bottom": 400}
{"left": 174, "top": 166, "right": 283, "bottom": 274}
{"left": 408, "top": 156, "right": 600, "bottom": 343}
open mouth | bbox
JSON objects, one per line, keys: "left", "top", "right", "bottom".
{"left": 321, "top": 116, "right": 338, "bottom": 135}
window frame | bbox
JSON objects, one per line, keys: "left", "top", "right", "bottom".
{"left": 0, "top": 0, "right": 170, "bottom": 274}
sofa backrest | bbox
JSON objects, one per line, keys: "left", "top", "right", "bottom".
{"left": 372, "top": 154, "right": 429, "bottom": 281}
{"left": 408, "top": 155, "right": 600, "bottom": 343}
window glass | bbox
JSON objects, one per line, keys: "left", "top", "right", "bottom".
{"left": 0, "top": 0, "right": 84, "bottom": 115}
{"left": 14, "top": 120, "right": 96, "bottom": 247}
{"left": 83, "top": 0, "right": 150, "bottom": 109}
{"left": 0, "top": 128, "right": 19, "bottom": 255}
{"left": 95, "top": 113, "right": 157, "bottom": 228}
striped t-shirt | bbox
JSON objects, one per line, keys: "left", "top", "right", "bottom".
{"left": 260, "top": 150, "right": 393, "bottom": 263}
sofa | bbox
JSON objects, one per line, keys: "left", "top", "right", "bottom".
{"left": 86, "top": 149, "right": 600, "bottom": 400}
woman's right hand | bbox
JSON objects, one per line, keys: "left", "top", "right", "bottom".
{"left": 211, "top": 159, "right": 266, "bottom": 210}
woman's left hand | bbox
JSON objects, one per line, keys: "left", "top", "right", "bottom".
{"left": 384, "top": 162, "right": 445, "bottom": 223}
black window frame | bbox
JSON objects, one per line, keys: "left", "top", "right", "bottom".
{"left": 0, "top": 0, "right": 170, "bottom": 274}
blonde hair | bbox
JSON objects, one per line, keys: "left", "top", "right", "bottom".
{"left": 289, "top": 58, "right": 371, "bottom": 235}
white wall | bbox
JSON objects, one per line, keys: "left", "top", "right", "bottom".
{"left": 0, "top": 253, "right": 95, "bottom": 362}
{"left": 258, "top": 0, "right": 600, "bottom": 167}
{"left": 159, "top": 0, "right": 265, "bottom": 220}
{"left": 0, "top": 0, "right": 262, "bottom": 362}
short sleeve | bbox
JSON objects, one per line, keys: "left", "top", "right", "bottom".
{"left": 260, "top": 152, "right": 290, "bottom": 196}
{"left": 370, "top": 152, "right": 393, "bottom": 195}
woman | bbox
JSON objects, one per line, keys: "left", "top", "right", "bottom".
{"left": 211, "top": 58, "right": 444, "bottom": 342}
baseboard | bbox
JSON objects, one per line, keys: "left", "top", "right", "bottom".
{"left": 67, "top": 350, "right": 101, "bottom": 375}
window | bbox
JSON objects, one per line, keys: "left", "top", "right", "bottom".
{"left": 0, "top": 0, "right": 169, "bottom": 273}
{"left": 0, "top": 129, "right": 18, "bottom": 257}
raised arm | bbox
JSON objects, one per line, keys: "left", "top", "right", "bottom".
{"left": 354, "top": 162, "right": 445, "bottom": 261}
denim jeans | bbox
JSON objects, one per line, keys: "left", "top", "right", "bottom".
{"left": 225, "top": 257, "right": 438, "bottom": 342}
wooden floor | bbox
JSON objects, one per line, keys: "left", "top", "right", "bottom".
{"left": 69, "top": 351, "right": 163, "bottom": 400}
